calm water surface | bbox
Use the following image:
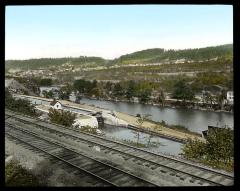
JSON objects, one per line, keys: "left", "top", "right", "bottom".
{"left": 102, "top": 125, "right": 183, "bottom": 156}
{"left": 14, "top": 95, "right": 232, "bottom": 156}
{"left": 81, "top": 98, "right": 234, "bottom": 133}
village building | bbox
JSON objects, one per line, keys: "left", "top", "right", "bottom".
{"left": 50, "top": 99, "right": 62, "bottom": 110}
{"left": 226, "top": 91, "right": 234, "bottom": 105}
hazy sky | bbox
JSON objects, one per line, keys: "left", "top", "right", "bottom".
{"left": 5, "top": 5, "right": 233, "bottom": 60}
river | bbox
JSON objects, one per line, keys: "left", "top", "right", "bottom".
{"left": 102, "top": 124, "right": 183, "bottom": 156}
{"left": 13, "top": 95, "right": 233, "bottom": 156}
{"left": 80, "top": 98, "right": 234, "bottom": 133}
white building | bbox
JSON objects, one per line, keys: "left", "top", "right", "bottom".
{"left": 50, "top": 100, "right": 62, "bottom": 110}
{"left": 175, "top": 59, "right": 186, "bottom": 64}
{"left": 227, "top": 91, "right": 234, "bottom": 104}
{"left": 72, "top": 115, "right": 99, "bottom": 129}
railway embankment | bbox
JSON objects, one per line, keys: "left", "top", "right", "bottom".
{"left": 5, "top": 112, "right": 233, "bottom": 186}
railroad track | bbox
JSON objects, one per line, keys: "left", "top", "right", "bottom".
{"left": 5, "top": 111, "right": 234, "bottom": 186}
{"left": 5, "top": 122, "right": 158, "bottom": 187}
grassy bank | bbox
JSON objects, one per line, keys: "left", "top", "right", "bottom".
{"left": 146, "top": 119, "right": 202, "bottom": 137}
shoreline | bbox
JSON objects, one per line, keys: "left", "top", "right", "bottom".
{"left": 83, "top": 97, "right": 233, "bottom": 114}
{"left": 14, "top": 94, "right": 204, "bottom": 143}
{"left": 60, "top": 99, "right": 205, "bottom": 143}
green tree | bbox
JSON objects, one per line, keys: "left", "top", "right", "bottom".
{"left": 48, "top": 108, "right": 76, "bottom": 127}
{"left": 158, "top": 89, "right": 165, "bottom": 107}
{"left": 113, "top": 83, "right": 124, "bottom": 97}
{"left": 126, "top": 80, "right": 137, "bottom": 100}
{"left": 39, "top": 78, "right": 52, "bottom": 86}
{"left": 215, "top": 90, "right": 226, "bottom": 110}
{"left": 5, "top": 88, "right": 37, "bottom": 116}
{"left": 203, "top": 91, "right": 215, "bottom": 108}
{"left": 172, "top": 80, "right": 195, "bottom": 102}
{"left": 73, "top": 79, "right": 88, "bottom": 93}
{"left": 59, "top": 85, "right": 72, "bottom": 100}
{"left": 205, "top": 127, "right": 233, "bottom": 165}
{"left": 139, "top": 89, "right": 151, "bottom": 103}
{"left": 182, "top": 126, "right": 233, "bottom": 171}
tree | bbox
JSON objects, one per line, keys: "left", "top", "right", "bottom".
{"left": 205, "top": 127, "right": 233, "bottom": 165}
{"left": 182, "top": 126, "right": 233, "bottom": 171}
{"left": 139, "top": 89, "right": 151, "bottom": 104}
{"left": 75, "top": 94, "right": 82, "bottom": 104}
{"left": 203, "top": 91, "right": 214, "bottom": 108}
{"left": 5, "top": 88, "right": 37, "bottom": 116}
{"left": 59, "top": 85, "right": 72, "bottom": 100}
{"left": 215, "top": 90, "right": 226, "bottom": 110}
{"left": 158, "top": 89, "right": 165, "bottom": 107}
{"left": 48, "top": 108, "right": 76, "bottom": 127}
{"left": 172, "top": 80, "right": 195, "bottom": 102}
{"left": 113, "top": 83, "right": 124, "bottom": 97}
{"left": 134, "top": 114, "right": 151, "bottom": 146}
{"left": 73, "top": 79, "right": 97, "bottom": 95}
{"left": 89, "top": 87, "right": 101, "bottom": 98}
{"left": 126, "top": 80, "right": 137, "bottom": 100}
{"left": 39, "top": 78, "right": 52, "bottom": 86}
{"left": 73, "top": 79, "right": 88, "bottom": 93}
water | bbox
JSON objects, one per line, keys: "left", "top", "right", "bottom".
{"left": 80, "top": 98, "right": 234, "bottom": 133}
{"left": 102, "top": 125, "right": 183, "bottom": 156}
{"left": 20, "top": 95, "right": 183, "bottom": 155}
{"left": 12, "top": 95, "right": 232, "bottom": 156}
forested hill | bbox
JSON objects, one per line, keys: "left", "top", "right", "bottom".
{"left": 112, "top": 44, "right": 233, "bottom": 64}
{"left": 5, "top": 56, "right": 108, "bottom": 71}
{"left": 5, "top": 44, "right": 232, "bottom": 71}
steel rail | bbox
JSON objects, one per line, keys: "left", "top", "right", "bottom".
{"left": 5, "top": 114, "right": 233, "bottom": 186}
{"left": 5, "top": 122, "right": 158, "bottom": 187}
{"left": 5, "top": 110, "right": 234, "bottom": 180}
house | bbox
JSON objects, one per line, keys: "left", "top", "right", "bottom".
{"left": 226, "top": 91, "right": 234, "bottom": 105}
{"left": 50, "top": 99, "right": 62, "bottom": 110}
{"left": 175, "top": 59, "right": 186, "bottom": 64}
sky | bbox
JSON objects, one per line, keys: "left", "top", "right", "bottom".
{"left": 5, "top": 5, "right": 233, "bottom": 60}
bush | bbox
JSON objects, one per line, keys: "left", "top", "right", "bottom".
{"left": 79, "top": 125, "right": 99, "bottom": 135}
{"left": 48, "top": 108, "right": 76, "bottom": 127}
{"left": 182, "top": 127, "right": 234, "bottom": 171}
{"left": 5, "top": 161, "right": 40, "bottom": 186}
{"left": 5, "top": 88, "right": 37, "bottom": 116}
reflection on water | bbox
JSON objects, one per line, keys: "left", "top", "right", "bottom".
{"left": 14, "top": 95, "right": 232, "bottom": 156}
{"left": 81, "top": 98, "right": 233, "bottom": 133}
{"left": 102, "top": 124, "right": 183, "bottom": 156}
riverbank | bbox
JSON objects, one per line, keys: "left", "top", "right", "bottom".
{"left": 85, "top": 96, "right": 233, "bottom": 114}
{"left": 14, "top": 94, "right": 205, "bottom": 142}
{"left": 50, "top": 97, "right": 205, "bottom": 142}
